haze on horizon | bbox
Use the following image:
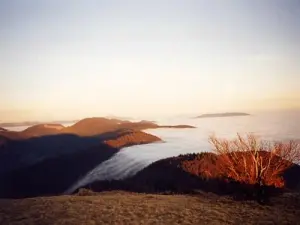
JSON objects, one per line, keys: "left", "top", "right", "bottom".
{"left": 0, "top": 0, "right": 299, "bottom": 122}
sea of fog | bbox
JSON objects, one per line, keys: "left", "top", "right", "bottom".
{"left": 3, "top": 110, "right": 300, "bottom": 193}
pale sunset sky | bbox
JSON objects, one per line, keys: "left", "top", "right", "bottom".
{"left": 0, "top": 0, "right": 299, "bottom": 122}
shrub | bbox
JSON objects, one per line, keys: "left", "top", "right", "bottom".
{"left": 209, "top": 134, "right": 300, "bottom": 188}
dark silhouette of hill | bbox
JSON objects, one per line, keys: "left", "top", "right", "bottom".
{"left": 0, "top": 129, "right": 162, "bottom": 174}
{"left": 195, "top": 112, "right": 250, "bottom": 118}
{"left": 0, "top": 135, "right": 8, "bottom": 149}
{"left": 0, "top": 117, "right": 195, "bottom": 199}
{"left": 0, "top": 133, "right": 107, "bottom": 175}
{"left": 0, "top": 130, "right": 161, "bottom": 198}
{"left": 283, "top": 163, "right": 300, "bottom": 190}
{"left": 83, "top": 153, "right": 227, "bottom": 195}
{"left": 0, "top": 142, "right": 118, "bottom": 198}
{"left": 77, "top": 152, "right": 300, "bottom": 201}
{"left": 77, "top": 153, "right": 245, "bottom": 197}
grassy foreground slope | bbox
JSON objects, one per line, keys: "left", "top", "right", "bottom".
{"left": 0, "top": 191, "right": 299, "bottom": 225}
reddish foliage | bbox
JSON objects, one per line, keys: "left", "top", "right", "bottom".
{"left": 209, "top": 134, "right": 300, "bottom": 188}
{"left": 104, "top": 130, "right": 161, "bottom": 148}
{"left": 181, "top": 152, "right": 221, "bottom": 178}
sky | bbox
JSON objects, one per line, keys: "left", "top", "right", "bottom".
{"left": 0, "top": 0, "right": 300, "bottom": 122}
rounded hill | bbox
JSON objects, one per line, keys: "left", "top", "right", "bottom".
{"left": 22, "top": 124, "right": 65, "bottom": 137}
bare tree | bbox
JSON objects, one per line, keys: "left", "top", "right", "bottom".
{"left": 209, "top": 134, "right": 300, "bottom": 188}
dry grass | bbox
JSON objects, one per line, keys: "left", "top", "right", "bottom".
{"left": 0, "top": 191, "right": 299, "bottom": 225}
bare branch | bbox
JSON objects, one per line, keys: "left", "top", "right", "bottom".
{"left": 210, "top": 134, "right": 300, "bottom": 187}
